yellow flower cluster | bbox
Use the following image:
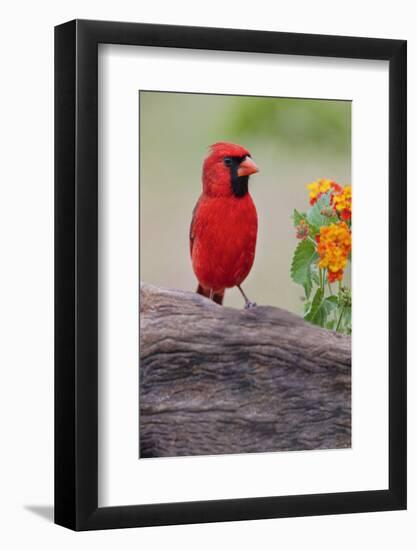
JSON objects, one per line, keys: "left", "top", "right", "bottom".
{"left": 332, "top": 185, "right": 352, "bottom": 221}
{"left": 307, "top": 178, "right": 342, "bottom": 205}
{"left": 316, "top": 222, "right": 351, "bottom": 283}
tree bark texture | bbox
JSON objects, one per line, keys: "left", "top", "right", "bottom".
{"left": 140, "top": 283, "right": 351, "bottom": 458}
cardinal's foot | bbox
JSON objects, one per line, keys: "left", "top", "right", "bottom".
{"left": 244, "top": 300, "right": 257, "bottom": 309}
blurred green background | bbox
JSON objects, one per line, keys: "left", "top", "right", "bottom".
{"left": 140, "top": 91, "right": 351, "bottom": 314}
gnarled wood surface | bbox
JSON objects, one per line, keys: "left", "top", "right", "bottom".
{"left": 140, "top": 283, "right": 351, "bottom": 458}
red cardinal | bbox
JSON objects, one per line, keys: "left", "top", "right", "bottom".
{"left": 190, "top": 142, "right": 259, "bottom": 307}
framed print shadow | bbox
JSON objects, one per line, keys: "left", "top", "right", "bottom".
{"left": 55, "top": 19, "right": 407, "bottom": 530}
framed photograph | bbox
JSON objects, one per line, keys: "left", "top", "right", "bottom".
{"left": 55, "top": 19, "right": 406, "bottom": 530}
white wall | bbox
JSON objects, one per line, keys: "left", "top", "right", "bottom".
{"left": 0, "top": 1, "right": 415, "bottom": 548}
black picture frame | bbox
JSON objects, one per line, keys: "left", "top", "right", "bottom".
{"left": 55, "top": 19, "right": 407, "bottom": 531}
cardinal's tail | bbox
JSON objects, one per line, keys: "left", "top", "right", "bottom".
{"left": 196, "top": 284, "right": 224, "bottom": 305}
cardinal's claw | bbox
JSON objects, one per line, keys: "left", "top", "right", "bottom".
{"left": 244, "top": 301, "right": 257, "bottom": 309}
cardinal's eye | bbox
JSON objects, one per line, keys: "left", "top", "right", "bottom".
{"left": 224, "top": 157, "right": 232, "bottom": 167}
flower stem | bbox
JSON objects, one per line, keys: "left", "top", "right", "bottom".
{"left": 336, "top": 305, "right": 345, "bottom": 332}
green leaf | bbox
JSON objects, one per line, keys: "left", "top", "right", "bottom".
{"left": 291, "top": 240, "right": 316, "bottom": 284}
{"left": 306, "top": 192, "right": 338, "bottom": 228}
{"left": 307, "top": 224, "right": 319, "bottom": 238}
{"left": 337, "top": 305, "right": 352, "bottom": 334}
{"left": 293, "top": 208, "right": 319, "bottom": 237}
{"left": 303, "top": 280, "right": 312, "bottom": 300}
{"left": 290, "top": 240, "right": 318, "bottom": 299}
{"left": 304, "top": 291, "right": 339, "bottom": 327}
{"left": 292, "top": 209, "right": 306, "bottom": 227}
{"left": 325, "top": 295, "right": 339, "bottom": 307}
{"left": 311, "top": 265, "right": 320, "bottom": 285}
{"left": 304, "top": 287, "right": 324, "bottom": 324}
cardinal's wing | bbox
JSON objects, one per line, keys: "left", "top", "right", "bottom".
{"left": 189, "top": 195, "right": 202, "bottom": 257}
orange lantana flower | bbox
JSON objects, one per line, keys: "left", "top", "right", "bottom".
{"left": 315, "top": 222, "right": 351, "bottom": 283}
{"left": 307, "top": 178, "right": 342, "bottom": 206}
{"left": 332, "top": 185, "right": 352, "bottom": 221}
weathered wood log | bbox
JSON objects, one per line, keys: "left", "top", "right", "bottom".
{"left": 140, "top": 283, "right": 351, "bottom": 458}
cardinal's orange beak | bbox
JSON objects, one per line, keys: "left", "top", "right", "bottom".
{"left": 237, "top": 156, "right": 259, "bottom": 177}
